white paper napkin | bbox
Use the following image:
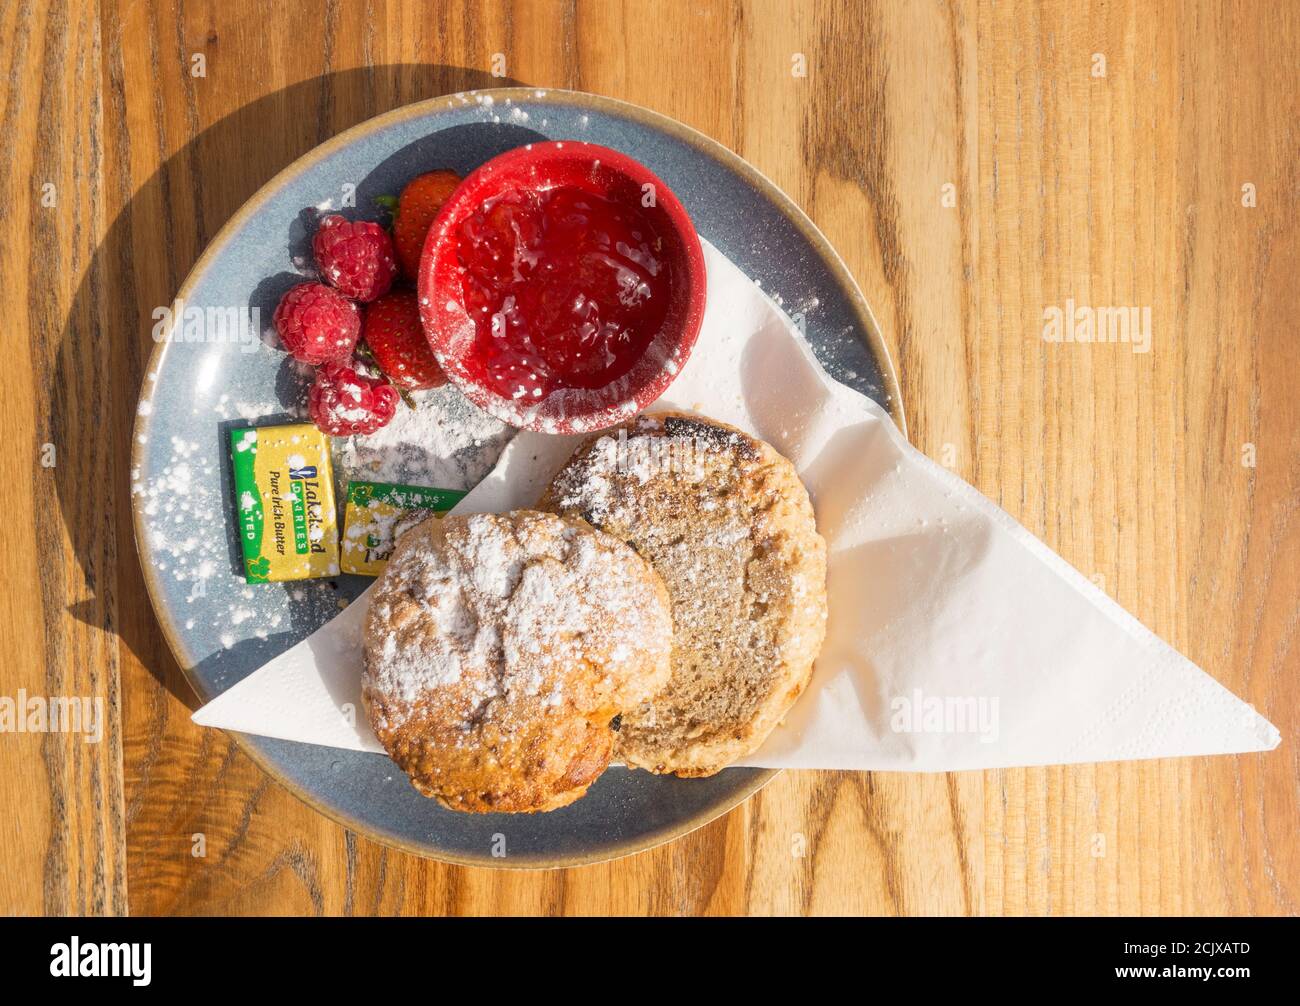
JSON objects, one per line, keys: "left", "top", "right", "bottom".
{"left": 192, "top": 240, "right": 1281, "bottom": 771}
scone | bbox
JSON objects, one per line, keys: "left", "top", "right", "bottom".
{"left": 362, "top": 510, "right": 672, "bottom": 812}
{"left": 538, "top": 412, "right": 827, "bottom": 776}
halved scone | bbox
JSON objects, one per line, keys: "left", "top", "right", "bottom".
{"left": 539, "top": 412, "right": 827, "bottom": 776}
{"left": 362, "top": 510, "right": 672, "bottom": 812}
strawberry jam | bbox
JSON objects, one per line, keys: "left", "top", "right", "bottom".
{"left": 453, "top": 184, "right": 670, "bottom": 401}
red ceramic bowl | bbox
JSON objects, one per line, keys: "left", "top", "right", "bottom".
{"left": 417, "top": 141, "right": 707, "bottom": 434}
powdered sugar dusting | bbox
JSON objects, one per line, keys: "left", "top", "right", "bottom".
{"left": 132, "top": 430, "right": 343, "bottom": 653}
{"left": 335, "top": 384, "right": 512, "bottom": 489}
{"left": 363, "top": 511, "right": 671, "bottom": 736}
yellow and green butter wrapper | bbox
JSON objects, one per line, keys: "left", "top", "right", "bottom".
{"left": 341, "top": 480, "right": 465, "bottom": 576}
{"left": 229, "top": 424, "right": 339, "bottom": 582}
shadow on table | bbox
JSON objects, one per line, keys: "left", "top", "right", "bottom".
{"left": 53, "top": 64, "right": 527, "bottom": 711}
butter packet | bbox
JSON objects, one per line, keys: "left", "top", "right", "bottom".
{"left": 340, "top": 480, "right": 466, "bottom": 576}
{"left": 229, "top": 424, "right": 339, "bottom": 583}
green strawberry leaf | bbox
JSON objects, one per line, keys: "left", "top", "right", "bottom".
{"left": 354, "top": 341, "right": 416, "bottom": 411}
{"left": 373, "top": 194, "right": 399, "bottom": 225}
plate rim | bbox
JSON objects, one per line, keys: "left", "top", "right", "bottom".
{"left": 129, "top": 86, "right": 905, "bottom": 870}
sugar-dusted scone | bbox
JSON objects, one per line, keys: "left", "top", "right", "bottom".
{"left": 538, "top": 412, "right": 827, "bottom": 777}
{"left": 362, "top": 510, "right": 672, "bottom": 812}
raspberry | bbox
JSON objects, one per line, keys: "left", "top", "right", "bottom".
{"left": 312, "top": 214, "right": 398, "bottom": 302}
{"left": 272, "top": 283, "right": 361, "bottom": 365}
{"left": 308, "top": 361, "right": 400, "bottom": 436}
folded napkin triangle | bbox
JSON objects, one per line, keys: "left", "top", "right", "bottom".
{"left": 193, "top": 241, "right": 1280, "bottom": 771}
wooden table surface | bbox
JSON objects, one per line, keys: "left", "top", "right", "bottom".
{"left": 2, "top": 0, "right": 1296, "bottom": 916}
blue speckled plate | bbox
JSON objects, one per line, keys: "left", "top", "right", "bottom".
{"left": 131, "top": 88, "right": 903, "bottom": 868}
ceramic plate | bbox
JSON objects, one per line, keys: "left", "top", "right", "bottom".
{"left": 131, "top": 88, "right": 903, "bottom": 868}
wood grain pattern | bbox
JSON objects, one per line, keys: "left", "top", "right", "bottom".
{"left": 0, "top": 0, "right": 1294, "bottom": 916}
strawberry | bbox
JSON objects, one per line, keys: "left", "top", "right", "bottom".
{"left": 307, "top": 362, "right": 400, "bottom": 436}
{"left": 272, "top": 282, "right": 360, "bottom": 365}
{"left": 361, "top": 289, "right": 447, "bottom": 390}
{"left": 312, "top": 214, "right": 398, "bottom": 302}
{"left": 390, "top": 170, "right": 461, "bottom": 279}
